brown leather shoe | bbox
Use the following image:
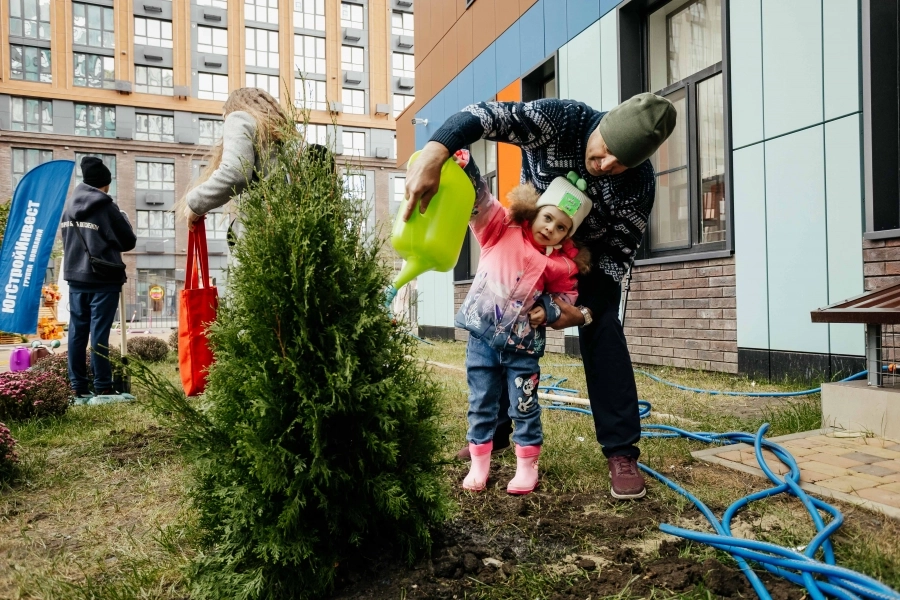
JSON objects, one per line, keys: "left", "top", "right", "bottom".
{"left": 608, "top": 456, "right": 646, "bottom": 499}
{"left": 455, "top": 438, "right": 511, "bottom": 461}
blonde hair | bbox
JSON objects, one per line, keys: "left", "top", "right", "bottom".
{"left": 187, "top": 87, "right": 291, "bottom": 191}
{"left": 506, "top": 183, "right": 592, "bottom": 274}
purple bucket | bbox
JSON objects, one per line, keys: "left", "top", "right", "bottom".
{"left": 9, "top": 347, "right": 31, "bottom": 372}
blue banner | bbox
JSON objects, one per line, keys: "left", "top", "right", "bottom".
{"left": 0, "top": 160, "right": 75, "bottom": 334}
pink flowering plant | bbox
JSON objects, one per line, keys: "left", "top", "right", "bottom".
{"left": 0, "top": 421, "right": 18, "bottom": 478}
{"left": 0, "top": 370, "right": 71, "bottom": 421}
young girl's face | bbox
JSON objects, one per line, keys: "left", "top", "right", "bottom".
{"left": 532, "top": 206, "right": 573, "bottom": 247}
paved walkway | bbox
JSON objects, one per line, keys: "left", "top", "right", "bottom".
{"left": 693, "top": 428, "right": 900, "bottom": 519}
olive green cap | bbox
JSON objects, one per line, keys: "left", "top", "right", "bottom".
{"left": 597, "top": 93, "right": 678, "bottom": 169}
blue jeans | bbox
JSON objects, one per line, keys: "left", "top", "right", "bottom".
{"left": 465, "top": 335, "right": 543, "bottom": 447}
{"left": 67, "top": 286, "right": 121, "bottom": 393}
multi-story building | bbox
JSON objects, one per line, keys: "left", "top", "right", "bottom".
{"left": 399, "top": 0, "right": 895, "bottom": 381}
{"left": 0, "top": 0, "right": 415, "bottom": 326}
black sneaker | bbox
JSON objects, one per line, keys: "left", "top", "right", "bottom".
{"left": 95, "top": 388, "right": 119, "bottom": 396}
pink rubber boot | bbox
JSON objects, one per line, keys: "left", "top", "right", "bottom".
{"left": 507, "top": 444, "right": 541, "bottom": 495}
{"left": 462, "top": 442, "right": 493, "bottom": 491}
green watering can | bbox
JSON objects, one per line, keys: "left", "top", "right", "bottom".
{"left": 385, "top": 150, "right": 476, "bottom": 305}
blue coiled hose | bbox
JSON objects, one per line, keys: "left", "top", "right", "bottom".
{"left": 539, "top": 368, "right": 900, "bottom": 599}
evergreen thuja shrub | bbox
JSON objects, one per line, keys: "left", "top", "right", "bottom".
{"left": 132, "top": 136, "right": 449, "bottom": 599}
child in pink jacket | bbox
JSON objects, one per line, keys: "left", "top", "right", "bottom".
{"left": 454, "top": 151, "right": 592, "bottom": 495}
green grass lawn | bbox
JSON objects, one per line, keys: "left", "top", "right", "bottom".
{"left": 1, "top": 342, "right": 898, "bottom": 599}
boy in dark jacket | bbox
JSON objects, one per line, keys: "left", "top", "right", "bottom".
{"left": 61, "top": 157, "right": 137, "bottom": 399}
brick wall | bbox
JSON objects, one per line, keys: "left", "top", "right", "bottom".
{"left": 863, "top": 238, "right": 900, "bottom": 291}
{"left": 624, "top": 256, "right": 738, "bottom": 373}
{"left": 453, "top": 282, "right": 568, "bottom": 354}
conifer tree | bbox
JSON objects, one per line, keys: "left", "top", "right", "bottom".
{"left": 134, "top": 134, "right": 449, "bottom": 599}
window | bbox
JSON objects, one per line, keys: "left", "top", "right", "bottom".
{"left": 340, "top": 2, "right": 363, "bottom": 28}
{"left": 11, "top": 148, "right": 52, "bottom": 190}
{"left": 74, "top": 103, "right": 115, "bottom": 137}
{"left": 73, "top": 2, "right": 115, "bottom": 48}
{"left": 199, "top": 72, "right": 229, "bottom": 100}
{"left": 645, "top": 0, "right": 726, "bottom": 255}
{"left": 294, "top": 78, "right": 326, "bottom": 110}
{"left": 342, "top": 130, "right": 364, "bottom": 156}
{"left": 10, "top": 45, "right": 51, "bottom": 82}
{"left": 392, "top": 52, "right": 414, "bottom": 78}
{"left": 136, "top": 161, "right": 175, "bottom": 191}
{"left": 207, "top": 212, "right": 230, "bottom": 240}
{"left": 74, "top": 152, "right": 116, "bottom": 197}
{"left": 300, "top": 122, "right": 328, "bottom": 145}
{"left": 9, "top": 0, "right": 51, "bottom": 40}
{"left": 522, "top": 56, "right": 556, "bottom": 101}
{"left": 245, "top": 27, "right": 279, "bottom": 69}
{"left": 454, "top": 140, "right": 497, "bottom": 282}
{"left": 74, "top": 53, "right": 115, "bottom": 88}
{"left": 246, "top": 73, "right": 281, "bottom": 99}
{"left": 390, "top": 175, "right": 405, "bottom": 216}
{"left": 294, "top": 34, "right": 325, "bottom": 74}
{"left": 341, "top": 45, "right": 363, "bottom": 71}
{"left": 245, "top": 0, "right": 278, "bottom": 24}
{"left": 135, "top": 113, "right": 175, "bottom": 142}
{"left": 199, "top": 119, "right": 224, "bottom": 144}
{"left": 294, "top": 0, "right": 324, "bottom": 31}
{"left": 135, "top": 17, "right": 173, "bottom": 48}
{"left": 198, "top": 25, "right": 227, "bottom": 54}
{"left": 11, "top": 97, "right": 52, "bottom": 132}
{"left": 197, "top": 0, "right": 226, "bottom": 8}
{"left": 342, "top": 88, "right": 365, "bottom": 114}
{"left": 136, "top": 210, "right": 175, "bottom": 238}
{"left": 392, "top": 93, "right": 414, "bottom": 117}
{"left": 135, "top": 65, "right": 174, "bottom": 95}
{"left": 391, "top": 11, "right": 413, "bottom": 36}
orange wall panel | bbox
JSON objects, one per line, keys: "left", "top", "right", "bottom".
{"left": 520, "top": 0, "right": 539, "bottom": 12}
{"left": 443, "top": 0, "right": 460, "bottom": 36}
{"left": 416, "top": 52, "right": 433, "bottom": 106}
{"left": 456, "top": 9, "right": 475, "bottom": 72}
{"left": 471, "top": 0, "right": 496, "bottom": 58}
{"left": 457, "top": 0, "right": 468, "bottom": 19}
{"left": 443, "top": 25, "right": 459, "bottom": 91}
{"left": 496, "top": 80, "right": 522, "bottom": 207}
{"left": 495, "top": 0, "right": 520, "bottom": 37}
{"left": 396, "top": 101, "right": 417, "bottom": 166}
{"left": 431, "top": 38, "right": 450, "bottom": 95}
{"left": 414, "top": 0, "right": 431, "bottom": 66}
{"left": 430, "top": 0, "right": 449, "bottom": 52}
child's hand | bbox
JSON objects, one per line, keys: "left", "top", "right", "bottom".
{"left": 528, "top": 306, "right": 546, "bottom": 328}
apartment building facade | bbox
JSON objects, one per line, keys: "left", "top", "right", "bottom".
{"left": 397, "top": 0, "right": 894, "bottom": 381}
{"left": 0, "top": 0, "right": 415, "bottom": 324}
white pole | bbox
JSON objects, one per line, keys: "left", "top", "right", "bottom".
{"left": 119, "top": 290, "right": 127, "bottom": 356}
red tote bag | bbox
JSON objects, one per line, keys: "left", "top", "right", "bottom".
{"left": 179, "top": 217, "right": 219, "bottom": 396}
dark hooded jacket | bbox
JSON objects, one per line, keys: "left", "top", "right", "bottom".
{"left": 61, "top": 183, "right": 136, "bottom": 286}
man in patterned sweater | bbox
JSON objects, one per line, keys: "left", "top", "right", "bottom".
{"left": 404, "top": 93, "right": 676, "bottom": 499}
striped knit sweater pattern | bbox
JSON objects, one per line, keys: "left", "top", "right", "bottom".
{"left": 430, "top": 99, "right": 656, "bottom": 282}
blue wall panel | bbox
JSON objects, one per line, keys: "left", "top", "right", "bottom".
{"left": 761, "top": 0, "right": 823, "bottom": 138}
{"left": 473, "top": 44, "right": 497, "bottom": 102}
{"left": 544, "top": 0, "right": 568, "bottom": 54}
{"left": 457, "top": 63, "right": 475, "bottom": 108}
{"left": 414, "top": 103, "right": 429, "bottom": 150}
{"left": 519, "top": 0, "right": 546, "bottom": 73}
{"left": 825, "top": 114, "right": 864, "bottom": 356}
{"left": 496, "top": 22, "right": 521, "bottom": 90}
{"left": 822, "top": 0, "right": 860, "bottom": 120}
{"left": 424, "top": 91, "right": 444, "bottom": 140}
{"left": 567, "top": 0, "right": 600, "bottom": 40}
{"left": 599, "top": 0, "right": 619, "bottom": 18}
{"left": 729, "top": 0, "right": 764, "bottom": 148}
{"left": 734, "top": 144, "right": 769, "bottom": 350}
{"left": 765, "top": 126, "right": 829, "bottom": 354}
{"left": 443, "top": 78, "right": 459, "bottom": 117}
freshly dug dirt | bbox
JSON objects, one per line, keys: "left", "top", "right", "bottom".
{"left": 331, "top": 463, "right": 802, "bottom": 599}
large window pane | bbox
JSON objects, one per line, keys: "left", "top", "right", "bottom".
{"left": 10, "top": 45, "right": 51, "bottom": 82}
{"left": 135, "top": 114, "right": 175, "bottom": 142}
{"left": 11, "top": 148, "right": 52, "bottom": 191}
{"left": 135, "top": 65, "right": 174, "bottom": 95}
{"left": 652, "top": 88, "right": 687, "bottom": 173}
{"left": 74, "top": 52, "right": 115, "bottom": 88}
{"left": 135, "top": 17, "right": 173, "bottom": 48}
{"left": 10, "top": 0, "right": 51, "bottom": 40}
{"left": 73, "top": 2, "right": 115, "bottom": 49}
{"left": 391, "top": 11, "right": 413, "bottom": 36}
{"left": 199, "top": 119, "right": 224, "bottom": 144}
{"left": 74, "top": 103, "right": 116, "bottom": 138}
{"left": 697, "top": 73, "right": 726, "bottom": 244}
{"left": 648, "top": 0, "right": 721, "bottom": 91}
{"left": 649, "top": 168, "right": 689, "bottom": 250}
{"left": 294, "top": 34, "right": 325, "bottom": 74}
{"left": 294, "top": 0, "right": 324, "bottom": 31}
{"left": 11, "top": 97, "right": 53, "bottom": 132}
{"left": 199, "top": 72, "right": 229, "bottom": 100}
{"left": 198, "top": 25, "right": 227, "bottom": 54}
{"left": 340, "top": 2, "right": 362, "bottom": 28}
{"left": 294, "top": 78, "right": 326, "bottom": 110}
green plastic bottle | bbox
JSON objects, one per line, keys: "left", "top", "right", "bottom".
{"left": 386, "top": 151, "right": 475, "bottom": 305}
